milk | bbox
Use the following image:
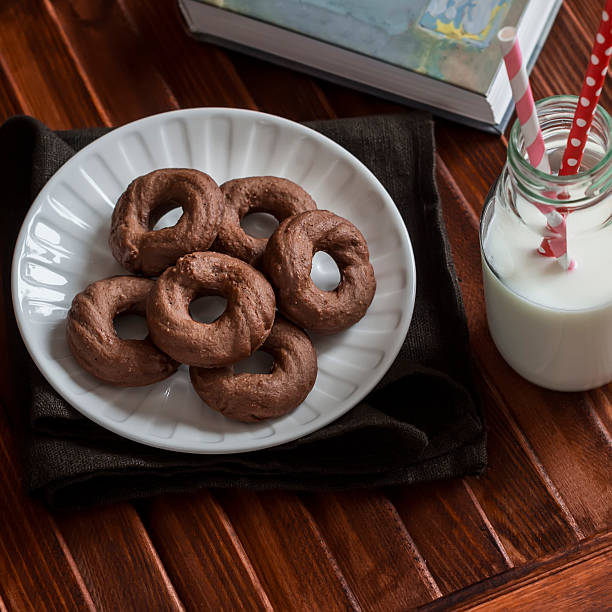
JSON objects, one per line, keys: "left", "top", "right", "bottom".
{"left": 482, "top": 195, "right": 612, "bottom": 390}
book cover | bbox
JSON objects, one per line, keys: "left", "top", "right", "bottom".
{"left": 198, "top": 0, "right": 529, "bottom": 94}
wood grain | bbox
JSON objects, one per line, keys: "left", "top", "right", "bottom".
{"left": 0, "top": 0, "right": 105, "bottom": 128}
{"left": 389, "top": 480, "right": 512, "bottom": 594}
{"left": 435, "top": 122, "right": 506, "bottom": 213}
{"left": 46, "top": 0, "right": 178, "bottom": 125}
{"left": 227, "top": 52, "right": 337, "bottom": 121}
{"left": 530, "top": 5, "right": 592, "bottom": 102}
{"left": 216, "top": 490, "right": 361, "bottom": 611}
{"left": 55, "top": 504, "right": 184, "bottom": 611}
{"left": 467, "top": 380, "right": 582, "bottom": 562}
{"left": 0, "top": 66, "right": 20, "bottom": 124}
{"left": 421, "top": 531, "right": 612, "bottom": 611}
{"left": 301, "top": 490, "right": 439, "bottom": 610}
{"left": 0, "top": 409, "right": 95, "bottom": 611}
{"left": 588, "top": 387, "right": 612, "bottom": 441}
{"left": 144, "top": 491, "right": 273, "bottom": 611}
{"left": 120, "top": 0, "right": 257, "bottom": 110}
{"left": 318, "top": 81, "right": 401, "bottom": 116}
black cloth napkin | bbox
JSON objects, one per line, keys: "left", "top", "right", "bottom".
{"left": 0, "top": 113, "right": 486, "bottom": 509}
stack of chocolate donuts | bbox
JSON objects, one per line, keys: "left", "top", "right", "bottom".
{"left": 67, "top": 168, "right": 376, "bottom": 422}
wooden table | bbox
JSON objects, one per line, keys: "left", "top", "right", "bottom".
{"left": 0, "top": 1, "right": 610, "bottom": 610}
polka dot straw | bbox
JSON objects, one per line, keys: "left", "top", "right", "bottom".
{"left": 498, "top": 26, "right": 573, "bottom": 269}
{"left": 560, "top": 0, "right": 612, "bottom": 175}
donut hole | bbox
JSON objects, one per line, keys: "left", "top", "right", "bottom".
{"left": 149, "top": 203, "right": 184, "bottom": 230}
{"left": 113, "top": 313, "right": 149, "bottom": 340}
{"left": 189, "top": 295, "right": 228, "bottom": 323}
{"left": 240, "top": 212, "right": 279, "bottom": 238}
{"left": 311, "top": 251, "right": 341, "bottom": 291}
{"left": 233, "top": 350, "right": 275, "bottom": 374}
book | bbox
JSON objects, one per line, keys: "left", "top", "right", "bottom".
{"left": 178, "top": 0, "right": 562, "bottom": 133}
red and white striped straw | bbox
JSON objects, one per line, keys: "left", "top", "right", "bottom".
{"left": 498, "top": 27, "right": 550, "bottom": 172}
{"left": 498, "top": 26, "right": 572, "bottom": 270}
{"left": 560, "top": 0, "right": 612, "bottom": 175}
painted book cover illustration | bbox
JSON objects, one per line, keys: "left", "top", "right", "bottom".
{"left": 199, "top": 0, "right": 528, "bottom": 93}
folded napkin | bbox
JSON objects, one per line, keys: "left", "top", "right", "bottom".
{"left": 0, "top": 113, "right": 486, "bottom": 508}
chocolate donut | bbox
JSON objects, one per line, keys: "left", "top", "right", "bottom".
{"left": 213, "top": 176, "right": 317, "bottom": 266}
{"left": 146, "top": 251, "right": 276, "bottom": 367}
{"left": 263, "top": 210, "right": 376, "bottom": 334}
{"left": 66, "top": 276, "right": 179, "bottom": 386}
{"left": 190, "top": 316, "right": 317, "bottom": 422}
{"left": 109, "top": 168, "right": 224, "bottom": 276}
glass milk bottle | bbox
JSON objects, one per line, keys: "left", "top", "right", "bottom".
{"left": 481, "top": 95, "right": 612, "bottom": 391}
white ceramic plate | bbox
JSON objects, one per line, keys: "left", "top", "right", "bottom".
{"left": 12, "top": 108, "right": 416, "bottom": 453}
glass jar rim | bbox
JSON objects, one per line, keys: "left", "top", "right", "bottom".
{"left": 509, "top": 94, "right": 612, "bottom": 182}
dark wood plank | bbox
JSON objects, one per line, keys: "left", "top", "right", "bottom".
{"left": 389, "top": 480, "right": 512, "bottom": 594}
{"left": 468, "top": 379, "right": 581, "bottom": 562}
{"left": 120, "top": 0, "right": 257, "bottom": 111}
{"left": 435, "top": 121, "right": 506, "bottom": 215}
{"left": 0, "top": 409, "right": 95, "bottom": 611}
{"left": 45, "top": 0, "right": 179, "bottom": 125}
{"left": 227, "top": 51, "right": 337, "bottom": 121}
{"left": 420, "top": 531, "right": 612, "bottom": 611}
{"left": 55, "top": 504, "right": 184, "bottom": 612}
{"left": 530, "top": 2, "right": 597, "bottom": 104}
{"left": 500, "top": 391, "right": 612, "bottom": 536}
{"left": 301, "top": 490, "right": 439, "bottom": 610}
{"left": 550, "top": 0, "right": 612, "bottom": 111}
{"left": 318, "top": 81, "right": 402, "bottom": 117}
{"left": 0, "top": 0, "right": 106, "bottom": 128}
{"left": 474, "top": 326, "right": 612, "bottom": 536}
{"left": 215, "top": 490, "right": 361, "bottom": 611}
{"left": 143, "top": 491, "right": 273, "bottom": 611}
{"left": 0, "top": 66, "right": 21, "bottom": 124}
{"left": 588, "top": 387, "right": 612, "bottom": 441}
